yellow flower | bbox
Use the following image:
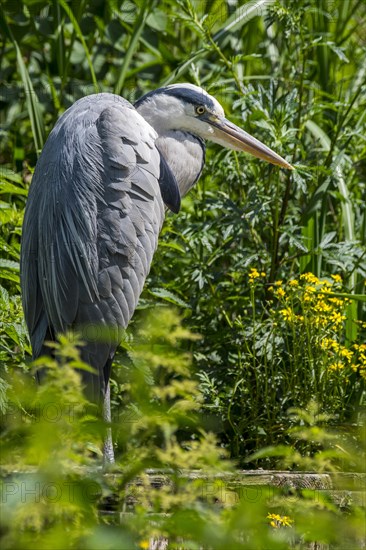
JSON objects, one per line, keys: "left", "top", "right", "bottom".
{"left": 281, "top": 516, "right": 294, "bottom": 527}
{"left": 314, "top": 300, "right": 332, "bottom": 313}
{"left": 289, "top": 279, "right": 299, "bottom": 287}
{"left": 331, "top": 274, "right": 342, "bottom": 283}
{"left": 357, "top": 367, "right": 366, "bottom": 380}
{"left": 300, "top": 272, "right": 320, "bottom": 285}
{"left": 339, "top": 347, "right": 353, "bottom": 362}
{"left": 280, "top": 307, "right": 295, "bottom": 322}
{"left": 305, "top": 285, "right": 317, "bottom": 294}
{"left": 320, "top": 338, "right": 335, "bottom": 350}
{"left": 352, "top": 344, "right": 366, "bottom": 379}
{"left": 267, "top": 513, "right": 294, "bottom": 528}
{"left": 328, "top": 297, "right": 344, "bottom": 307}
{"left": 249, "top": 268, "right": 260, "bottom": 279}
{"left": 329, "top": 311, "right": 346, "bottom": 325}
{"left": 139, "top": 541, "right": 150, "bottom": 550}
{"left": 248, "top": 268, "right": 265, "bottom": 283}
{"left": 331, "top": 340, "right": 340, "bottom": 351}
{"left": 315, "top": 316, "right": 328, "bottom": 327}
{"left": 277, "top": 287, "right": 286, "bottom": 298}
{"left": 329, "top": 361, "right": 344, "bottom": 371}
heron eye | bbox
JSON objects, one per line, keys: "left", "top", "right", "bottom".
{"left": 195, "top": 105, "right": 206, "bottom": 115}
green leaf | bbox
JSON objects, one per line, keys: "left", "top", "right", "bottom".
{"left": 159, "top": 241, "right": 185, "bottom": 254}
{"left": 0, "top": 182, "right": 28, "bottom": 196}
{"left": 0, "top": 169, "right": 23, "bottom": 184}
{"left": 114, "top": 0, "right": 156, "bottom": 95}
{"left": 0, "top": 259, "right": 19, "bottom": 271}
{"left": 162, "top": 0, "right": 275, "bottom": 85}
{"left": 149, "top": 288, "right": 190, "bottom": 309}
{"left": 57, "top": 0, "right": 98, "bottom": 91}
{"left": 245, "top": 445, "right": 293, "bottom": 461}
{"left": 318, "top": 231, "right": 336, "bottom": 250}
{"left": 0, "top": 7, "right": 45, "bottom": 153}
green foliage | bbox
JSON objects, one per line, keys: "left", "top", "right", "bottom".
{"left": 1, "top": 336, "right": 103, "bottom": 549}
{"left": 0, "top": 285, "right": 30, "bottom": 386}
{"left": 0, "top": 168, "right": 30, "bottom": 410}
{"left": 211, "top": 271, "right": 366, "bottom": 462}
{"left": 1, "top": 316, "right": 365, "bottom": 549}
{"left": 250, "top": 400, "right": 365, "bottom": 471}
{"left": 0, "top": 169, "right": 27, "bottom": 289}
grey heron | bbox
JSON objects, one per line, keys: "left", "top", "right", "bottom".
{"left": 20, "top": 83, "right": 293, "bottom": 463}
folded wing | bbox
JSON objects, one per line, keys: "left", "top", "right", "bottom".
{"left": 21, "top": 93, "right": 165, "bottom": 400}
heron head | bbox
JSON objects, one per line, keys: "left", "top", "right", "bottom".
{"left": 135, "top": 83, "right": 293, "bottom": 170}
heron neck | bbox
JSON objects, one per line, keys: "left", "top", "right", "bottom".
{"left": 155, "top": 131, "right": 205, "bottom": 197}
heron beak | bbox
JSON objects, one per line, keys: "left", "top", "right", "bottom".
{"left": 207, "top": 115, "right": 294, "bottom": 170}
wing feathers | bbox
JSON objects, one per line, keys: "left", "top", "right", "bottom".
{"left": 21, "top": 93, "right": 165, "bottom": 400}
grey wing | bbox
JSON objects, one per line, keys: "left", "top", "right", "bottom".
{"left": 20, "top": 93, "right": 165, "bottom": 401}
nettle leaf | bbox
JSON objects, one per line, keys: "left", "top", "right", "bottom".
{"left": 328, "top": 42, "right": 350, "bottom": 63}
{"left": 149, "top": 288, "right": 190, "bottom": 309}
{"left": 0, "top": 169, "right": 23, "bottom": 184}
{"left": 286, "top": 233, "right": 309, "bottom": 253}
{"left": 0, "top": 259, "right": 19, "bottom": 271}
{"left": 0, "top": 182, "right": 28, "bottom": 195}
{"left": 318, "top": 232, "right": 337, "bottom": 250}
{"left": 0, "top": 271, "right": 20, "bottom": 283}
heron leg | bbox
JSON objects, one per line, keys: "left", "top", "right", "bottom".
{"left": 103, "top": 381, "right": 115, "bottom": 465}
